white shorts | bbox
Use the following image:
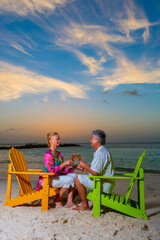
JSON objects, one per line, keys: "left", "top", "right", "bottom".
{"left": 78, "top": 174, "right": 115, "bottom": 194}
{"left": 51, "top": 173, "right": 77, "bottom": 188}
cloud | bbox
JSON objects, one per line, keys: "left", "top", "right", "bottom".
{"left": 123, "top": 89, "right": 141, "bottom": 96}
{"left": 42, "top": 96, "right": 49, "bottom": 102}
{"left": 102, "top": 90, "right": 109, "bottom": 95}
{"left": 11, "top": 43, "right": 32, "bottom": 57}
{"left": 0, "top": 61, "right": 89, "bottom": 101}
{"left": 50, "top": 1, "right": 159, "bottom": 78}
{"left": 0, "top": 0, "right": 67, "bottom": 16}
{"left": 55, "top": 19, "right": 160, "bottom": 88}
{"left": 0, "top": 128, "right": 28, "bottom": 135}
{"left": 102, "top": 100, "right": 109, "bottom": 104}
{"left": 113, "top": 0, "right": 159, "bottom": 42}
{"left": 55, "top": 23, "right": 133, "bottom": 73}
{"left": 98, "top": 56, "right": 160, "bottom": 91}
{"left": 57, "top": 23, "right": 132, "bottom": 49}
{"left": 6, "top": 128, "right": 17, "bottom": 132}
{"left": 73, "top": 49, "right": 106, "bottom": 75}
{"left": 143, "top": 27, "right": 149, "bottom": 42}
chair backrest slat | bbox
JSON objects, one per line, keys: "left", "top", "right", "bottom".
{"left": 125, "top": 150, "right": 146, "bottom": 203}
{"left": 9, "top": 147, "right": 32, "bottom": 194}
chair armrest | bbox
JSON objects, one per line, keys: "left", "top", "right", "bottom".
{"left": 28, "top": 169, "right": 42, "bottom": 171}
{"left": 115, "top": 173, "right": 133, "bottom": 176}
{"left": 10, "top": 171, "right": 56, "bottom": 176}
{"left": 88, "top": 176, "right": 142, "bottom": 180}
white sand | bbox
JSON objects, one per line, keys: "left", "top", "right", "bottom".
{"left": 0, "top": 164, "right": 160, "bottom": 240}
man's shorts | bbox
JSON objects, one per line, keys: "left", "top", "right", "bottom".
{"left": 78, "top": 174, "right": 115, "bottom": 193}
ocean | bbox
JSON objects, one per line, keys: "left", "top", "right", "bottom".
{"left": 0, "top": 142, "right": 160, "bottom": 173}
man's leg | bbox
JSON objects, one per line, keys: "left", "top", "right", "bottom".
{"left": 73, "top": 176, "right": 89, "bottom": 210}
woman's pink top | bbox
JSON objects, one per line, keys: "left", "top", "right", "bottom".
{"left": 36, "top": 149, "right": 74, "bottom": 190}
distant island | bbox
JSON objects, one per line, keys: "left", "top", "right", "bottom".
{"left": 0, "top": 143, "right": 80, "bottom": 150}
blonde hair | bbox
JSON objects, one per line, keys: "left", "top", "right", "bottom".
{"left": 47, "top": 132, "right": 59, "bottom": 147}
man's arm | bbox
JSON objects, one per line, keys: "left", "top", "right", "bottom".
{"left": 78, "top": 160, "right": 98, "bottom": 176}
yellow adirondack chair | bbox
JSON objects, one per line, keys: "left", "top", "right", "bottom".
{"left": 4, "top": 147, "right": 59, "bottom": 211}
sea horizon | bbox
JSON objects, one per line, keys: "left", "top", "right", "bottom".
{"left": 0, "top": 142, "right": 160, "bottom": 174}
{"left": 0, "top": 141, "right": 160, "bottom": 146}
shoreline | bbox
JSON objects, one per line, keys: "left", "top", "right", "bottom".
{"left": 0, "top": 162, "right": 159, "bottom": 175}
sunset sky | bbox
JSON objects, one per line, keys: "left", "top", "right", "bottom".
{"left": 0, "top": 0, "right": 160, "bottom": 144}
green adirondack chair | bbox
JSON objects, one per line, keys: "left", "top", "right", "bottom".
{"left": 87, "top": 150, "right": 148, "bottom": 219}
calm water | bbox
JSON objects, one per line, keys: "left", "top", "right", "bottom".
{"left": 0, "top": 142, "right": 160, "bottom": 173}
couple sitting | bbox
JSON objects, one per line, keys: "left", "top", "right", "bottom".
{"left": 36, "top": 129, "right": 115, "bottom": 211}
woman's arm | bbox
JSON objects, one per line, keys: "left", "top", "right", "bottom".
{"left": 44, "top": 152, "right": 73, "bottom": 173}
{"left": 59, "top": 159, "right": 73, "bottom": 170}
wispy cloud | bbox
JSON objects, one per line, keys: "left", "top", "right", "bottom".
{"left": 57, "top": 23, "right": 132, "bottom": 49}
{"left": 0, "top": 0, "right": 67, "bottom": 16}
{"left": 55, "top": 23, "right": 132, "bottom": 74}
{"left": 11, "top": 43, "right": 32, "bottom": 57}
{"left": 55, "top": 19, "right": 160, "bottom": 89}
{"left": 0, "top": 61, "right": 89, "bottom": 101}
{"left": 1, "top": 0, "right": 159, "bottom": 95}
{"left": 113, "top": 0, "right": 159, "bottom": 42}
{"left": 98, "top": 56, "right": 160, "bottom": 90}
{"left": 73, "top": 49, "right": 106, "bottom": 75}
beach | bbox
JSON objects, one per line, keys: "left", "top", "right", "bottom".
{"left": 0, "top": 163, "right": 160, "bottom": 240}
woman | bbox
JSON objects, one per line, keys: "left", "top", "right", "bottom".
{"left": 36, "top": 132, "right": 76, "bottom": 207}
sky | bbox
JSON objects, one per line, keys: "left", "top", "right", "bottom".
{"left": 0, "top": 0, "right": 160, "bottom": 144}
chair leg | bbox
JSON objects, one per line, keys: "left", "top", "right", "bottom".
{"left": 138, "top": 168, "right": 148, "bottom": 219}
{"left": 92, "top": 179, "right": 101, "bottom": 217}
{"left": 5, "top": 164, "right": 12, "bottom": 204}
{"left": 138, "top": 169, "right": 145, "bottom": 212}
{"left": 41, "top": 175, "right": 49, "bottom": 211}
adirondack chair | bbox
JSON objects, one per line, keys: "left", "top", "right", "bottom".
{"left": 4, "top": 147, "right": 59, "bottom": 211}
{"left": 87, "top": 150, "right": 148, "bottom": 219}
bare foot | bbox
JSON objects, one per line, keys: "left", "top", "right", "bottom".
{"left": 64, "top": 202, "right": 76, "bottom": 208}
{"left": 72, "top": 205, "right": 90, "bottom": 211}
{"left": 55, "top": 201, "right": 64, "bottom": 208}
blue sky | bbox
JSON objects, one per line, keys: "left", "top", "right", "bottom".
{"left": 0, "top": 0, "right": 160, "bottom": 144}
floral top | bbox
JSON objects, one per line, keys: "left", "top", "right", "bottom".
{"left": 36, "top": 149, "right": 74, "bottom": 190}
{"left": 42, "top": 149, "right": 63, "bottom": 175}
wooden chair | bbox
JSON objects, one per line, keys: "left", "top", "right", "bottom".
{"left": 87, "top": 150, "right": 148, "bottom": 219}
{"left": 4, "top": 147, "right": 59, "bottom": 211}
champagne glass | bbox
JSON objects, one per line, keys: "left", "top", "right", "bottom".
{"left": 72, "top": 154, "right": 81, "bottom": 166}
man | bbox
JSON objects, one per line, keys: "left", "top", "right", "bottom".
{"left": 74, "top": 129, "right": 115, "bottom": 211}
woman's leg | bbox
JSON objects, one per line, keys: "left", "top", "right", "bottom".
{"left": 51, "top": 174, "right": 76, "bottom": 207}
{"left": 54, "top": 187, "right": 70, "bottom": 207}
{"left": 65, "top": 173, "right": 77, "bottom": 207}
{"left": 65, "top": 186, "right": 75, "bottom": 207}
